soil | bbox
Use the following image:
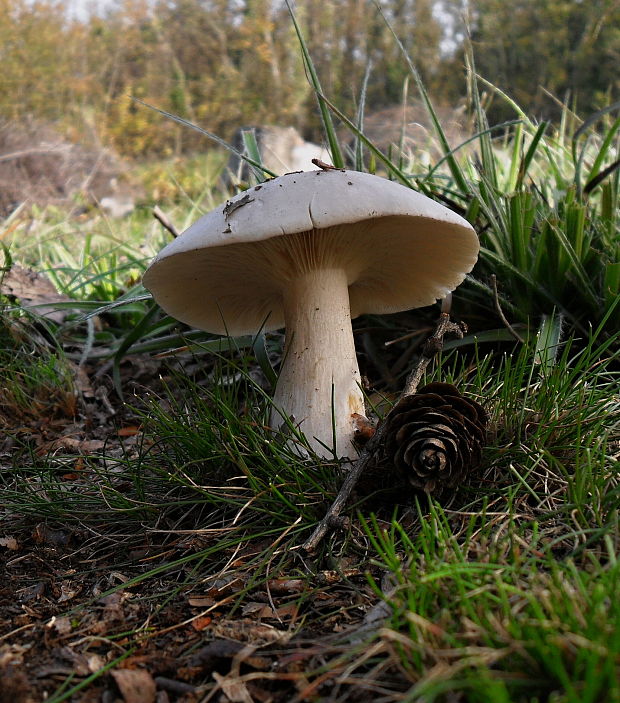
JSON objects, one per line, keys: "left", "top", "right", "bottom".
{"left": 0, "top": 353, "right": 410, "bottom": 703}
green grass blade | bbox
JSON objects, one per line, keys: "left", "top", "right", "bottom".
{"left": 252, "top": 332, "right": 277, "bottom": 391}
{"left": 132, "top": 97, "right": 277, "bottom": 178}
{"left": 480, "top": 247, "right": 587, "bottom": 332}
{"left": 465, "top": 49, "right": 498, "bottom": 191}
{"left": 585, "top": 114, "right": 620, "bottom": 183}
{"left": 83, "top": 293, "right": 153, "bottom": 320}
{"left": 534, "top": 311, "right": 564, "bottom": 370}
{"left": 507, "top": 121, "right": 524, "bottom": 192}
{"left": 128, "top": 332, "right": 256, "bottom": 356}
{"left": 312, "top": 91, "right": 414, "bottom": 188}
{"left": 372, "top": 0, "right": 470, "bottom": 195}
{"left": 572, "top": 101, "right": 620, "bottom": 196}
{"left": 353, "top": 61, "right": 373, "bottom": 172}
{"left": 241, "top": 128, "right": 268, "bottom": 182}
{"left": 46, "top": 648, "right": 137, "bottom": 703}
{"left": 516, "top": 121, "right": 549, "bottom": 190}
{"left": 573, "top": 99, "right": 620, "bottom": 142}
{"left": 285, "top": 0, "right": 344, "bottom": 168}
{"left": 584, "top": 157, "right": 620, "bottom": 195}
{"left": 425, "top": 120, "right": 522, "bottom": 182}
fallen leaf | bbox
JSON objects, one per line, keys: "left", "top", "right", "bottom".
{"left": 52, "top": 646, "right": 92, "bottom": 676}
{"left": 352, "top": 412, "right": 376, "bottom": 444}
{"left": 0, "top": 536, "right": 19, "bottom": 550}
{"left": 212, "top": 618, "right": 290, "bottom": 645}
{"left": 46, "top": 616, "right": 72, "bottom": 635}
{"left": 153, "top": 677, "right": 196, "bottom": 696}
{"left": 266, "top": 578, "right": 306, "bottom": 595}
{"left": 87, "top": 653, "right": 106, "bottom": 673}
{"left": 187, "top": 596, "right": 216, "bottom": 608}
{"left": 57, "top": 582, "right": 82, "bottom": 603}
{"left": 240, "top": 602, "right": 264, "bottom": 616}
{"left": 213, "top": 671, "right": 253, "bottom": 703}
{"left": 1, "top": 264, "right": 73, "bottom": 323}
{"left": 51, "top": 437, "right": 106, "bottom": 453}
{"left": 118, "top": 426, "right": 142, "bottom": 437}
{"left": 241, "top": 602, "right": 298, "bottom": 622}
{"left": 111, "top": 669, "right": 156, "bottom": 703}
{"left": 75, "top": 365, "right": 95, "bottom": 396}
{"left": 191, "top": 615, "right": 212, "bottom": 631}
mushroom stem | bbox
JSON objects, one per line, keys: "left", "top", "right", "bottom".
{"left": 271, "top": 268, "right": 365, "bottom": 459}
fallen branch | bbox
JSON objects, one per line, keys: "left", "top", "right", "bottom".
{"left": 302, "top": 310, "right": 465, "bottom": 553}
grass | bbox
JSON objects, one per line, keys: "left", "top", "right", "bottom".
{"left": 1, "top": 15, "right": 619, "bottom": 702}
{"left": 367, "top": 511, "right": 619, "bottom": 703}
{"left": 361, "top": 329, "right": 619, "bottom": 702}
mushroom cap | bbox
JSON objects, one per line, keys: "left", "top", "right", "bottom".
{"left": 143, "top": 169, "right": 479, "bottom": 335}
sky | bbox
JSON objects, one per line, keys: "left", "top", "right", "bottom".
{"left": 62, "top": 0, "right": 460, "bottom": 52}
{"left": 63, "top": 0, "right": 118, "bottom": 22}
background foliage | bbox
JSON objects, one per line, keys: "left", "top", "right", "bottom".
{"left": 0, "top": 2, "right": 619, "bottom": 700}
{"left": 1, "top": 0, "right": 618, "bottom": 157}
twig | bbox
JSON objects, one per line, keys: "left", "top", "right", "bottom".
{"left": 311, "top": 158, "right": 340, "bottom": 170}
{"left": 491, "top": 274, "right": 524, "bottom": 344}
{"left": 153, "top": 205, "right": 180, "bottom": 238}
{"left": 0, "top": 144, "right": 69, "bottom": 163}
{"left": 302, "top": 311, "right": 465, "bottom": 553}
{"left": 401, "top": 313, "right": 465, "bottom": 395}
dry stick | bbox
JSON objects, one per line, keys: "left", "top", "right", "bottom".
{"left": 311, "top": 158, "right": 339, "bottom": 171}
{"left": 302, "top": 312, "right": 465, "bottom": 553}
{"left": 490, "top": 273, "right": 525, "bottom": 344}
{"left": 153, "top": 205, "right": 180, "bottom": 238}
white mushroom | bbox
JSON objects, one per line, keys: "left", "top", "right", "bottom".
{"left": 142, "top": 169, "right": 479, "bottom": 460}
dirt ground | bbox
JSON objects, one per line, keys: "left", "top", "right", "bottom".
{"left": 0, "top": 514, "right": 407, "bottom": 702}
{"left": 0, "top": 350, "right": 411, "bottom": 703}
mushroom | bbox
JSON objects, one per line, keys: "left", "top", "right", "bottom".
{"left": 142, "top": 169, "right": 479, "bottom": 460}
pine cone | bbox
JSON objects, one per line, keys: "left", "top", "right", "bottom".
{"left": 384, "top": 382, "right": 487, "bottom": 494}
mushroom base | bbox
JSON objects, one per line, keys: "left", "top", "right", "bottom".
{"left": 270, "top": 268, "right": 365, "bottom": 460}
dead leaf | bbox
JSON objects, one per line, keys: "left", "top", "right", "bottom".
{"left": 241, "top": 602, "right": 298, "bottom": 622}
{"left": 111, "top": 669, "right": 156, "bottom": 703}
{"left": 352, "top": 412, "right": 376, "bottom": 444}
{"left": 191, "top": 615, "right": 212, "bottom": 631}
{"left": 212, "top": 644, "right": 261, "bottom": 703}
{"left": 1, "top": 264, "right": 73, "bottom": 324}
{"left": 50, "top": 437, "right": 106, "bottom": 454}
{"left": 0, "top": 536, "right": 19, "bottom": 550}
{"left": 212, "top": 618, "right": 290, "bottom": 645}
{"left": 57, "top": 582, "right": 82, "bottom": 603}
{"left": 153, "top": 677, "right": 196, "bottom": 696}
{"left": 87, "top": 653, "right": 106, "bottom": 673}
{"left": 213, "top": 671, "right": 253, "bottom": 703}
{"left": 204, "top": 575, "right": 247, "bottom": 598}
{"left": 265, "top": 578, "right": 306, "bottom": 595}
{"left": 317, "top": 568, "right": 361, "bottom": 585}
{"left": 187, "top": 595, "right": 216, "bottom": 608}
{"left": 118, "top": 425, "right": 142, "bottom": 437}
{"left": 50, "top": 646, "right": 93, "bottom": 676}
{"left": 46, "top": 616, "right": 72, "bottom": 635}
